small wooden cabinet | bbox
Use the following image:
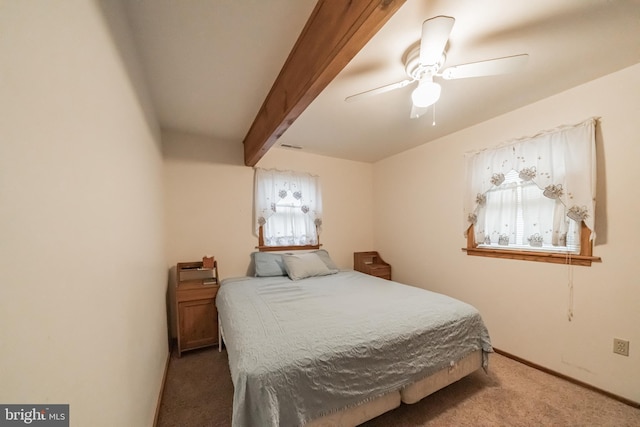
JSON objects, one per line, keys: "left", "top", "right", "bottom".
{"left": 354, "top": 251, "right": 392, "bottom": 280}
{"left": 176, "top": 260, "right": 220, "bottom": 357}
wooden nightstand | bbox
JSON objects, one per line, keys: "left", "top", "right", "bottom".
{"left": 354, "top": 251, "right": 392, "bottom": 280}
{"left": 176, "top": 260, "right": 220, "bottom": 357}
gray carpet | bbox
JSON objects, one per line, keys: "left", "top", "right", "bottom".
{"left": 157, "top": 348, "right": 640, "bottom": 426}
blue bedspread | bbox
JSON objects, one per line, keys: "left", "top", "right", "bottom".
{"left": 216, "top": 271, "right": 492, "bottom": 426}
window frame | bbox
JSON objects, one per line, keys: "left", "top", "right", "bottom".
{"left": 254, "top": 168, "right": 322, "bottom": 252}
{"left": 463, "top": 222, "right": 600, "bottom": 266}
{"left": 462, "top": 118, "right": 600, "bottom": 266}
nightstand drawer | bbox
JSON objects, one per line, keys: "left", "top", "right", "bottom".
{"left": 177, "top": 285, "right": 218, "bottom": 302}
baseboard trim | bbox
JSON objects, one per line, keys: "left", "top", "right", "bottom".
{"left": 153, "top": 350, "right": 172, "bottom": 427}
{"left": 493, "top": 348, "right": 640, "bottom": 409}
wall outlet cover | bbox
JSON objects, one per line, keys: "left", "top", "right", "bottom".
{"left": 613, "top": 338, "right": 630, "bottom": 357}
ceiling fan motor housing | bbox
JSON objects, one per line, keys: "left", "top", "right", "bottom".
{"left": 405, "top": 45, "right": 445, "bottom": 81}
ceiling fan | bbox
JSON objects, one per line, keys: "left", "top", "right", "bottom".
{"left": 345, "top": 16, "right": 529, "bottom": 119}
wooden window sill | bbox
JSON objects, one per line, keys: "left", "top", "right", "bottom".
{"left": 257, "top": 244, "right": 320, "bottom": 252}
{"left": 462, "top": 247, "right": 601, "bottom": 266}
{"left": 464, "top": 222, "right": 600, "bottom": 266}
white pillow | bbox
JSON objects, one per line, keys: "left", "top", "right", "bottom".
{"left": 282, "top": 252, "right": 331, "bottom": 280}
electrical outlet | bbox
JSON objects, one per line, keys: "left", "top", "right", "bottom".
{"left": 613, "top": 338, "right": 629, "bottom": 356}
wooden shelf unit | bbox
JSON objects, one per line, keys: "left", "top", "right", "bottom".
{"left": 354, "top": 251, "right": 391, "bottom": 280}
{"left": 176, "top": 260, "right": 220, "bottom": 357}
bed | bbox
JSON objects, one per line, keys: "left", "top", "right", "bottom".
{"left": 216, "top": 250, "right": 492, "bottom": 426}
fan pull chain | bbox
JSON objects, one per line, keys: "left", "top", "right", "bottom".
{"left": 432, "top": 103, "right": 437, "bottom": 126}
{"left": 567, "top": 252, "right": 574, "bottom": 321}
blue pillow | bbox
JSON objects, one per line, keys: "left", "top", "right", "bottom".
{"left": 314, "top": 249, "right": 339, "bottom": 273}
{"left": 253, "top": 252, "right": 287, "bottom": 277}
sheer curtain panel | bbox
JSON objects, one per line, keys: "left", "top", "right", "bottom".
{"left": 463, "top": 118, "right": 597, "bottom": 250}
{"left": 254, "top": 168, "right": 323, "bottom": 247}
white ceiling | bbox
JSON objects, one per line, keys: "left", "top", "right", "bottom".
{"left": 124, "top": 0, "right": 640, "bottom": 163}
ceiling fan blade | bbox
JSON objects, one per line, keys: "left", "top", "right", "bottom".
{"left": 345, "top": 79, "right": 414, "bottom": 103}
{"left": 420, "top": 16, "right": 455, "bottom": 66}
{"left": 410, "top": 104, "right": 429, "bottom": 119}
{"left": 441, "top": 54, "right": 529, "bottom": 80}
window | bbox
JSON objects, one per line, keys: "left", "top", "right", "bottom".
{"left": 254, "top": 168, "right": 322, "bottom": 251}
{"left": 463, "top": 118, "right": 601, "bottom": 266}
{"left": 480, "top": 169, "right": 580, "bottom": 252}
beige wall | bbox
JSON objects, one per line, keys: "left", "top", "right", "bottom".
{"left": 373, "top": 63, "right": 640, "bottom": 403}
{"left": 163, "top": 131, "right": 375, "bottom": 276}
{"left": 0, "top": 1, "right": 168, "bottom": 425}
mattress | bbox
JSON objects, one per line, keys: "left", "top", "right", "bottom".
{"left": 216, "top": 270, "right": 492, "bottom": 426}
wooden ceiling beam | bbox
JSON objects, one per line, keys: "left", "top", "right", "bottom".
{"left": 243, "top": 0, "right": 406, "bottom": 166}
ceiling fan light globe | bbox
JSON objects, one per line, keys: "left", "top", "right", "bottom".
{"left": 411, "top": 81, "right": 441, "bottom": 107}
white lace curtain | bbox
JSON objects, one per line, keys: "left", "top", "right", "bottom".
{"left": 254, "top": 168, "right": 322, "bottom": 246}
{"left": 463, "top": 118, "right": 597, "bottom": 247}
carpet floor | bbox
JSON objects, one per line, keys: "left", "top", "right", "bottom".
{"left": 157, "top": 348, "right": 640, "bottom": 426}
